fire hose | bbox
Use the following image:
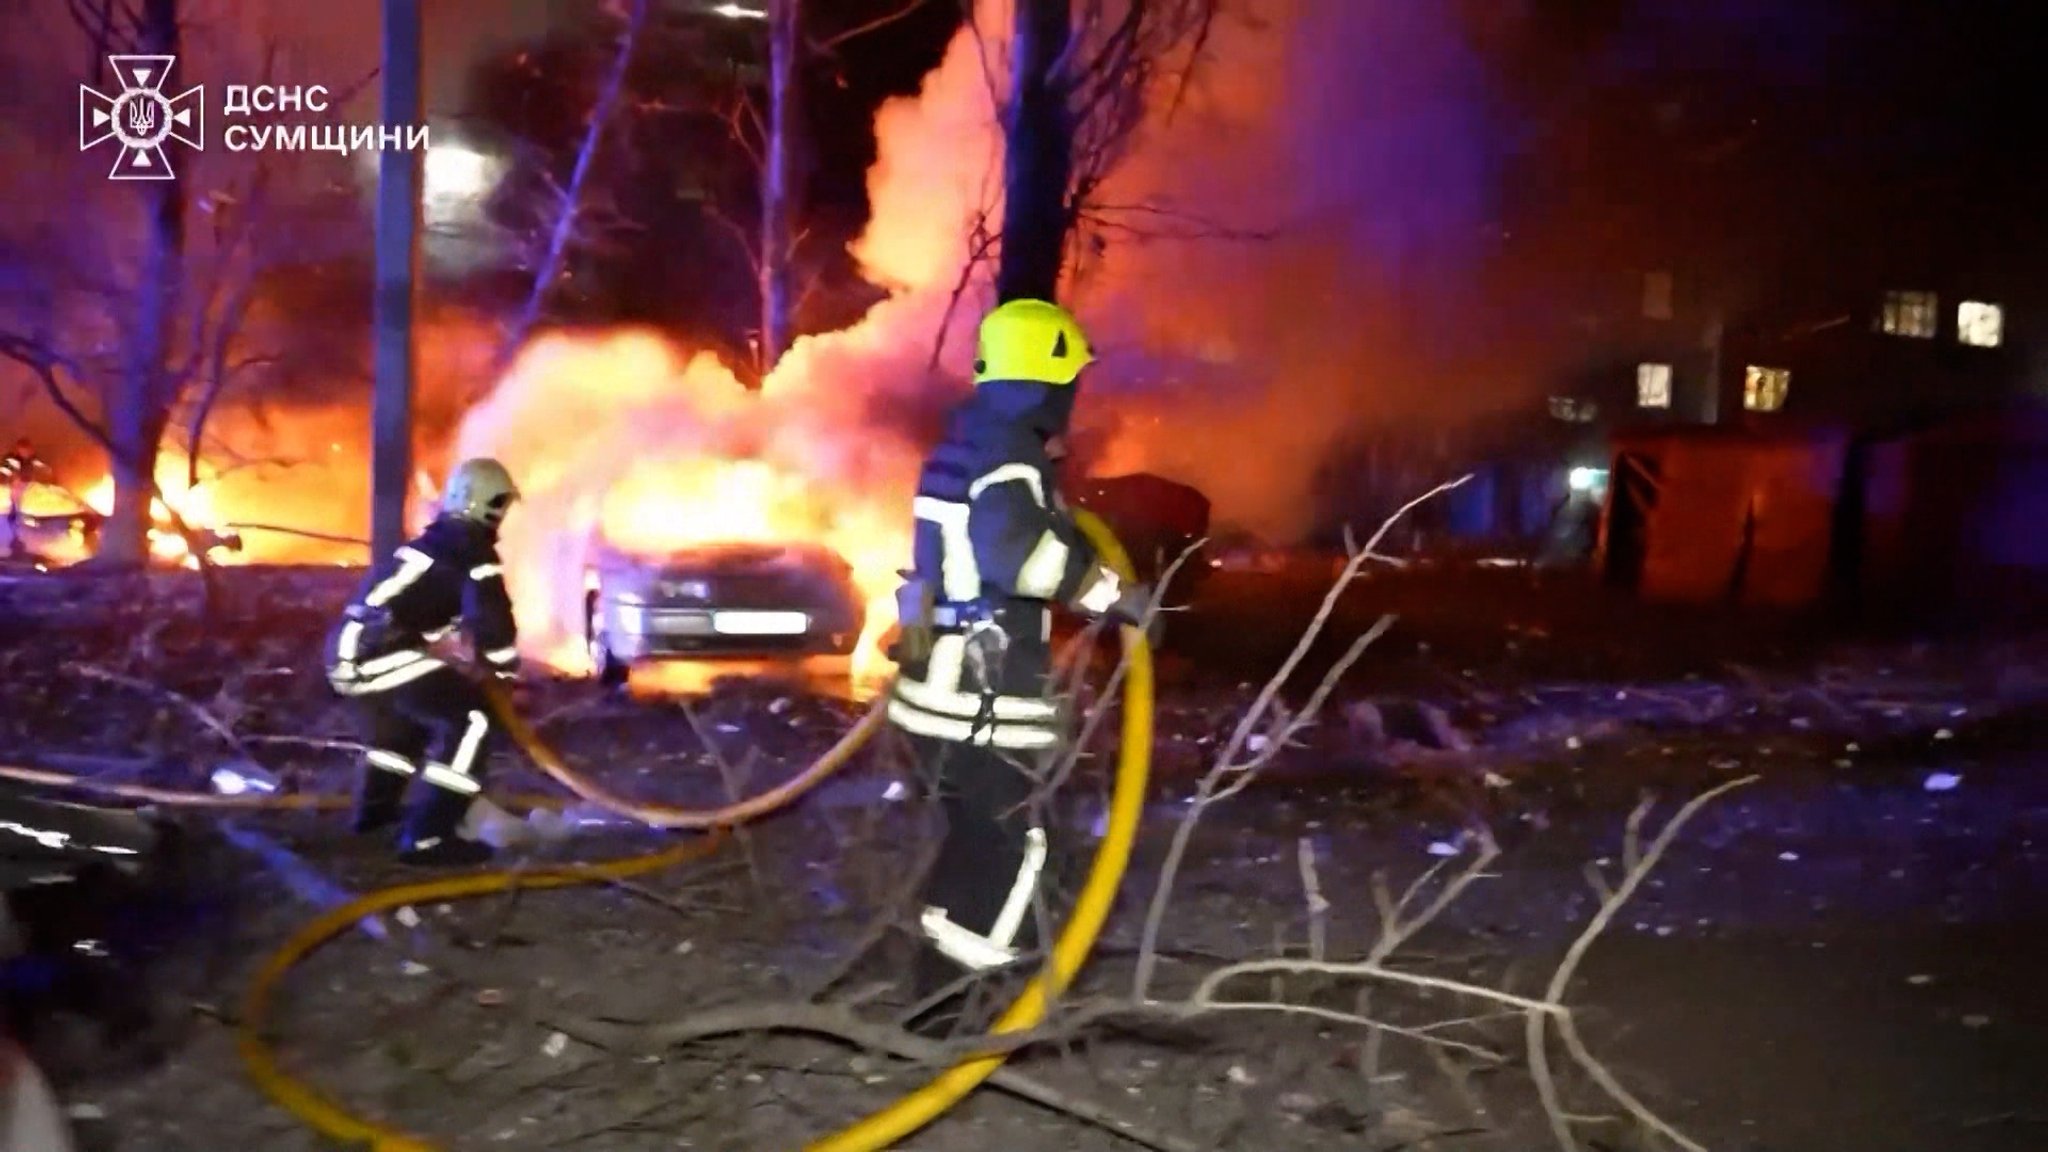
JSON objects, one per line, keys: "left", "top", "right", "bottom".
{"left": 2, "top": 509, "right": 1153, "bottom": 1150}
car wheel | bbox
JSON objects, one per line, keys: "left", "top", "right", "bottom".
{"left": 585, "top": 592, "right": 628, "bottom": 688}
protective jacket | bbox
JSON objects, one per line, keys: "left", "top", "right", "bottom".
{"left": 887, "top": 391, "right": 1125, "bottom": 751}
{"left": 325, "top": 516, "right": 520, "bottom": 696}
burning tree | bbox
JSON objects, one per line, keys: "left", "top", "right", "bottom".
{"left": 0, "top": 0, "right": 362, "bottom": 568}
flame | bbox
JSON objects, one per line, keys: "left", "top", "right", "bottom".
{"left": 453, "top": 24, "right": 1001, "bottom": 696}
{"left": 74, "top": 453, "right": 220, "bottom": 568}
{"left": 56, "top": 405, "right": 401, "bottom": 568}
{"left": 596, "top": 456, "right": 909, "bottom": 683}
{"left": 454, "top": 330, "right": 928, "bottom": 694}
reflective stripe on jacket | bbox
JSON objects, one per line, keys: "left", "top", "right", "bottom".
{"left": 326, "top": 516, "right": 518, "bottom": 695}
{"left": 887, "top": 398, "right": 1121, "bottom": 748}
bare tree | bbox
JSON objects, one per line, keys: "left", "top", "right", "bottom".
{"left": 993, "top": 0, "right": 1075, "bottom": 303}
{"left": 84, "top": 0, "right": 183, "bottom": 568}
{"left": 710, "top": 0, "right": 927, "bottom": 377}
{"left": 487, "top": 0, "right": 653, "bottom": 383}
{"left": 0, "top": 0, "right": 363, "bottom": 568}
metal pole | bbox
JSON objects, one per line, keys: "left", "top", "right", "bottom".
{"left": 371, "top": 0, "right": 424, "bottom": 560}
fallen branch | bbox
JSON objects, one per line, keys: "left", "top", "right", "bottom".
{"left": 68, "top": 662, "right": 249, "bottom": 756}
{"left": 554, "top": 1003, "right": 1205, "bottom": 1152}
{"left": 1531, "top": 776, "right": 1757, "bottom": 1152}
{"left": 1131, "top": 477, "right": 1468, "bottom": 1000}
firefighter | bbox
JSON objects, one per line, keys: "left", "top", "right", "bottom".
{"left": 0, "top": 438, "right": 36, "bottom": 485}
{"left": 324, "top": 458, "right": 524, "bottom": 866}
{"left": 3, "top": 437, "right": 45, "bottom": 559}
{"left": 887, "top": 299, "right": 1156, "bottom": 1013}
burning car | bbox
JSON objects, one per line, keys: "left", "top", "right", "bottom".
{"left": 583, "top": 539, "right": 867, "bottom": 686}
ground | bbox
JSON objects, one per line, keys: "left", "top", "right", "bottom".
{"left": 1, "top": 560, "right": 2042, "bottom": 1152}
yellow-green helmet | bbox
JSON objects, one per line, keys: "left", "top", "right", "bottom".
{"left": 441, "top": 457, "right": 520, "bottom": 527}
{"left": 973, "top": 299, "right": 1094, "bottom": 387}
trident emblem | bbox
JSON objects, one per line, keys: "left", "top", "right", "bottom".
{"left": 80, "top": 54, "right": 204, "bottom": 181}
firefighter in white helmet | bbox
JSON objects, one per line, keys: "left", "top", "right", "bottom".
{"left": 887, "top": 299, "right": 1155, "bottom": 1024}
{"left": 323, "top": 458, "right": 523, "bottom": 866}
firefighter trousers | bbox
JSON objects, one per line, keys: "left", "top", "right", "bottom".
{"left": 907, "top": 732, "right": 1068, "bottom": 991}
{"left": 350, "top": 666, "right": 497, "bottom": 838}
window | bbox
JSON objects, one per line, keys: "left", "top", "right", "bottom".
{"left": 1744, "top": 366, "right": 1790, "bottom": 412}
{"left": 1636, "top": 362, "right": 1673, "bottom": 408}
{"left": 1879, "top": 290, "right": 1938, "bottom": 338}
{"left": 1957, "top": 301, "right": 2003, "bottom": 347}
{"left": 1642, "top": 271, "right": 1674, "bottom": 320}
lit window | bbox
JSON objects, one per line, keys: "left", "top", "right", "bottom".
{"left": 1879, "top": 290, "right": 1938, "bottom": 338}
{"left": 1957, "top": 301, "right": 2003, "bottom": 347}
{"left": 1548, "top": 396, "right": 1599, "bottom": 423}
{"left": 1636, "top": 362, "right": 1672, "bottom": 408}
{"left": 1642, "top": 271, "right": 1674, "bottom": 320}
{"left": 1744, "top": 366, "right": 1790, "bottom": 412}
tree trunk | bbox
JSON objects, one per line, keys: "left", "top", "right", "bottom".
{"left": 101, "top": 0, "right": 186, "bottom": 569}
{"left": 757, "top": 0, "right": 802, "bottom": 375}
{"left": 993, "top": 0, "right": 1075, "bottom": 305}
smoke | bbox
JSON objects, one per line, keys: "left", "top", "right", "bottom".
{"left": 451, "top": 0, "right": 1529, "bottom": 665}
{"left": 1076, "top": 0, "right": 1511, "bottom": 540}
{"left": 10, "top": 0, "right": 1864, "bottom": 576}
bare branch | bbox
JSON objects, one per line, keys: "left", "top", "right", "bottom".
{"left": 1530, "top": 778, "right": 1756, "bottom": 1152}
{"left": 1130, "top": 477, "right": 1469, "bottom": 1000}
{"left": 490, "top": 0, "right": 653, "bottom": 384}
{"left": 814, "top": 0, "right": 930, "bottom": 52}
{"left": 554, "top": 1001, "right": 1204, "bottom": 1152}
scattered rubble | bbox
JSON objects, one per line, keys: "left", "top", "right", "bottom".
{"left": 2, "top": 566, "right": 2043, "bottom": 1152}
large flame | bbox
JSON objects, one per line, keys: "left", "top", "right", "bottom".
{"left": 57, "top": 418, "right": 377, "bottom": 569}
{"left": 453, "top": 329, "right": 924, "bottom": 688}
{"left": 452, "top": 22, "right": 1001, "bottom": 692}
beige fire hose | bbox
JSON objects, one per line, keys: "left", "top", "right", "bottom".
{"left": 0, "top": 692, "right": 885, "bottom": 824}
{"left": 484, "top": 683, "right": 889, "bottom": 827}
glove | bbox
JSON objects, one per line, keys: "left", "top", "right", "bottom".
{"left": 489, "top": 675, "right": 534, "bottom": 717}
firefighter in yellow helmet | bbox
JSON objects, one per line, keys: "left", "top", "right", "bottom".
{"left": 887, "top": 299, "right": 1154, "bottom": 1026}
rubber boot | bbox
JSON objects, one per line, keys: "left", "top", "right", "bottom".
{"left": 395, "top": 785, "right": 494, "bottom": 867}
{"left": 351, "top": 765, "right": 408, "bottom": 836}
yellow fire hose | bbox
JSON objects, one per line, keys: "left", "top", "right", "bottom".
{"left": 234, "top": 831, "right": 730, "bottom": 1152}
{"left": 804, "top": 510, "right": 1154, "bottom": 1151}
{"left": 4, "top": 510, "right": 1151, "bottom": 1149}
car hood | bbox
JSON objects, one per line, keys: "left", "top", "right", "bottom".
{"left": 594, "top": 540, "right": 846, "bottom": 579}
{"left": 661, "top": 542, "right": 818, "bottom": 573}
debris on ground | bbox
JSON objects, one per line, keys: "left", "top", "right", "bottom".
{"left": 1, "top": 566, "right": 2041, "bottom": 1152}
